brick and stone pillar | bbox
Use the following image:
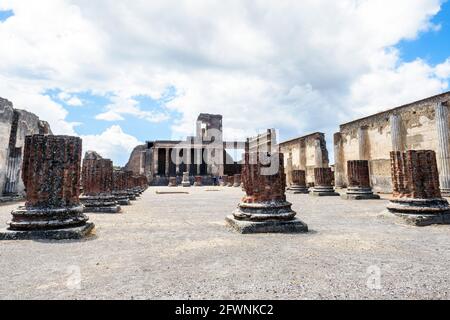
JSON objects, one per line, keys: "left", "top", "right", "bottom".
{"left": 310, "top": 168, "right": 339, "bottom": 196}
{"left": 390, "top": 114, "right": 403, "bottom": 152}
{"left": 342, "top": 160, "right": 380, "bottom": 200}
{"left": 80, "top": 151, "right": 121, "bottom": 213}
{"left": 1, "top": 135, "right": 94, "bottom": 240}
{"left": 334, "top": 133, "right": 345, "bottom": 188}
{"left": 387, "top": 150, "right": 450, "bottom": 226}
{"left": 233, "top": 174, "right": 241, "bottom": 187}
{"left": 112, "top": 170, "right": 131, "bottom": 206}
{"left": 288, "top": 170, "right": 309, "bottom": 194}
{"left": 225, "top": 152, "right": 308, "bottom": 234}
{"left": 435, "top": 102, "right": 450, "bottom": 196}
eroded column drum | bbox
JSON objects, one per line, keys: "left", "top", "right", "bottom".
{"left": 387, "top": 150, "right": 450, "bottom": 226}
{"left": 342, "top": 160, "right": 380, "bottom": 200}
{"left": 233, "top": 174, "right": 241, "bottom": 188}
{"left": 194, "top": 176, "right": 203, "bottom": 187}
{"left": 2, "top": 135, "right": 95, "bottom": 240}
{"left": 310, "top": 168, "right": 339, "bottom": 197}
{"left": 225, "top": 152, "right": 308, "bottom": 234}
{"left": 288, "top": 170, "right": 308, "bottom": 194}
{"left": 80, "top": 152, "right": 121, "bottom": 213}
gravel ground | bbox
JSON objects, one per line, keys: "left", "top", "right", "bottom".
{"left": 0, "top": 187, "right": 449, "bottom": 300}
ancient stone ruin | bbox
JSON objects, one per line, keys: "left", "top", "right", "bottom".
{"left": 225, "top": 152, "right": 308, "bottom": 234}
{"left": 168, "top": 177, "right": 178, "bottom": 187}
{"left": 341, "top": 161, "right": 380, "bottom": 200}
{"left": 287, "top": 170, "right": 309, "bottom": 194}
{"left": 113, "top": 170, "right": 131, "bottom": 205}
{"left": 387, "top": 150, "right": 450, "bottom": 226}
{"left": 310, "top": 168, "right": 339, "bottom": 196}
{"left": 80, "top": 151, "right": 121, "bottom": 213}
{"left": 227, "top": 175, "right": 234, "bottom": 187}
{"left": 220, "top": 176, "right": 228, "bottom": 187}
{"left": 233, "top": 174, "right": 241, "bottom": 187}
{"left": 0, "top": 135, "right": 95, "bottom": 240}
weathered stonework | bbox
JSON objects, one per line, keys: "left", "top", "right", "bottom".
{"left": 220, "top": 176, "right": 228, "bottom": 187}
{"left": 0, "top": 135, "right": 94, "bottom": 240}
{"left": 387, "top": 150, "right": 450, "bottom": 226}
{"left": 334, "top": 92, "right": 450, "bottom": 193}
{"left": 226, "top": 152, "right": 308, "bottom": 234}
{"left": 80, "top": 151, "right": 121, "bottom": 213}
{"left": 287, "top": 170, "right": 309, "bottom": 194}
{"left": 227, "top": 175, "right": 234, "bottom": 187}
{"left": 279, "top": 132, "right": 330, "bottom": 187}
{"left": 1, "top": 97, "right": 52, "bottom": 201}
{"left": 310, "top": 168, "right": 339, "bottom": 197}
{"left": 112, "top": 170, "right": 131, "bottom": 205}
{"left": 342, "top": 161, "right": 380, "bottom": 200}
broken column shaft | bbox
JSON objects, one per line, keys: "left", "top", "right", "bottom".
{"left": 342, "top": 160, "right": 380, "bottom": 200}
{"left": 287, "top": 170, "right": 309, "bottom": 194}
{"left": 310, "top": 168, "right": 339, "bottom": 196}
{"left": 1, "top": 135, "right": 94, "bottom": 240}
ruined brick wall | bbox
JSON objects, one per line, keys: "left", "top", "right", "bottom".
{"left": 82, "top": 155, "right": 114, "bottom": 196}
{"left": 334, "top": 91, "right": 450, "bottom": 193}
{"left": 124, "top": 144, "right": 147, "bottom": 175}
{"left": 391, "top": 150, "right": 441, "bottom": 199}
{"left": 113, "top": 170, "right": 127, "bottom": 192}
{"left": 241, "top": 152, "right": 287, "bottom": 203}
{"left": 314, "top": 168, "right": 333, "bottom": 187}
{"left": 347, "top": 160, "right": 371, "bottom": 188}
{"left": 22, "top": 135, "right": 82, "bottom": 208}
{"left": 279, "top": 132, "right": 329, "bottom": 186}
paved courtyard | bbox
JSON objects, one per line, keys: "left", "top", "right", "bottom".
{"left": 0, "top": 187, "right": 449, "bottom": 300}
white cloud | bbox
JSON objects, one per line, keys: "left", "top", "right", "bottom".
{"left": 80, "top": 125, "right": 142, "bottom": 166}
{"left": 0, "top": 0, "right": 449, "bottom": 165}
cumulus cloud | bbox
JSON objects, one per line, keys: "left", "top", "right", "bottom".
{"left": 0, "top": 0, "right": 449, "bottom": 164}
{"left": 80, "top": 125, "right": 142, "bottom": 166}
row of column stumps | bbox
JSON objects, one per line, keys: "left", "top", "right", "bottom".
{"left": 167, "top": 174, "right": 242, "bottom": 187}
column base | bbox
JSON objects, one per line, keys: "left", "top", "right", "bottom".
{"left": 225, "top": 216, "right": 308, "bottom": 234}
{"left": 440, "top": 188, "right": 450, "bottom": 197}
{"left": 83, "top": 205, "right": 122, "bottom": 214}
{"left": 341, "top": 187, "right": 381, "bottom": 200}
{"left": 287, "top": 185, "right": 309, "bottom": 194}
{"left": 387, "top": 198, "right": 450, "bottom": 226}
{"left": 310, "top": 186, "right": 340, "bottom": 197}
{"left": 182, "top": 182, "right": 191, "bottom": 187}
{"left": 0, "top": 222, "right": 95, "bottom": 240}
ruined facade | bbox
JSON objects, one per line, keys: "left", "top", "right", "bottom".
{"left": 279, "top": 133, "right": 330, "bottom": 187}
{"left": 125, "top": 114, "right": 245, "bottom": 186}
{"left": 334, "top": 92, "right": 450, "bottom": 194}
{"left": 0, "top": 97, "right": 52, "bottom": 200}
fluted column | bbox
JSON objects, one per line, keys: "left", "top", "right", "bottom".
{"left": 390, "top": 114, "right": 403, "bottom": 152}
{"left": 153, "top": 147, "right": 159, "bottom": 176}
{"left": 165, "top": 148, "right": 170, "bottom": 177}
{"left": 314, "top": 139, "right": 323, "bottom": 168}
{"left": 435, "top": 102, "right": 450, "bottom": 195}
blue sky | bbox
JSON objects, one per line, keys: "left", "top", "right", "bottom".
{"left": 1, "top": 1, "right": 450, "bottom": 166}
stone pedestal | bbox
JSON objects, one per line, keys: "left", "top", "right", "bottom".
{"left": 226, "top": 152, "right": 308, "bottom": 234}
{"left": 168, "top": 177, "right": 177, "bottom": 187}
{"left": 310, "top": 168, "right": 339, "bottom": 196}
{"left": 341, "top": 160, "right": 380, "bottom": 200}
{"left": 287, "top": 170, "right": 309, "bottom": 194}
{"left": 81, "top": 151, "right": 121, "bottom": 213}
{"left": 0, "top": 135, "right": 94, "bottom": 240}
{"left": 182, "top": 172, "right": 191, "bottom": 187}
{"left": 233, "top": 174, "right": 241, "bottom": 187}
{"left": 220, "top": 176, "right": 228, "bottom": 187}
{"left": 194, "top": 176, "right": 202, "bottom": 187}
{"left": 387, "top": 150, "right": 450, "bottom": 226}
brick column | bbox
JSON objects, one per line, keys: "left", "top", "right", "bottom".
{"left": 226, "top": 152, "right": 308, "bottom": 233}
{"left": 288, "top": 170, "right": 308, "bottom": 194}
{"left": 5, "top": 135, "right": 94, "bottom": 237}
{"left": 343, "top": 160, "right": 379, "bottom": 200}
{"left": 310, "top": 168, "right": 339, "bottom": 196}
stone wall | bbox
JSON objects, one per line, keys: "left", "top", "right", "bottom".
{"left": 0, "top": 97, "right": 52, "bottom": 197}
{"left": 334, "top": 92, "right": 450, "bottom": 193}
{"left": 279, "top": 132, "right": 329, "bottom": 186}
